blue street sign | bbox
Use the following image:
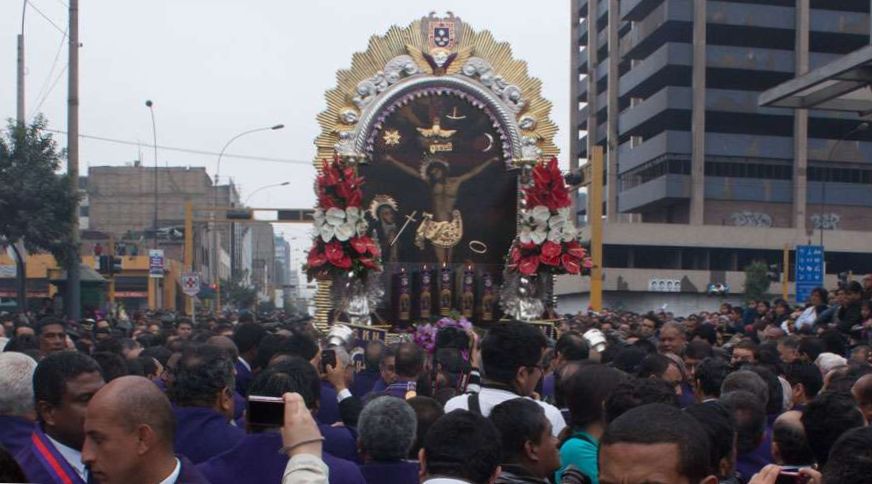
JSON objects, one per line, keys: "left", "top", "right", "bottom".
{"left": 795, "top": 245, "right": 824, "bottom": 304}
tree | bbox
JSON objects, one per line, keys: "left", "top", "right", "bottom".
{"left": 0, "top": 116, "right": 78, "bottom": 307}
{"left": 222, "top": 272, "right": 257, "bottom": 310}
{"left": 744, "top": 260, "right": 771, "bottom": 302}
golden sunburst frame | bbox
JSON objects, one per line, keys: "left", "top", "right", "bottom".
{"left": 312, "top": 12, "right": 559, "bottom": 329}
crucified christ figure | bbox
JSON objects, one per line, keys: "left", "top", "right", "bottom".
{"left": 385, "top": 154, "right": 498, "bottom": 263}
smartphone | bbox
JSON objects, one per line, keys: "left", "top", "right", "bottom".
{"left": 775, "top": 467, "right": 810, "bottom": 484}
{"left": 320, "top": 348, "right": 337, "bottom": 373}
{"left": 247, "top": 395, "right": 284, "bottom": 429}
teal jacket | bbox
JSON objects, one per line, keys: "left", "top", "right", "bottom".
{"left": 556, "top": 430, "right": 598, "bottom": 484}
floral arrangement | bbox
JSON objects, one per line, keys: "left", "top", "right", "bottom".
{"left": 508, "top": 157, "right": 592, "bottom": 276}
{"left": 413, "top": 315, "right": 473, "bottom": 353}
{"left": 305, "top": 156, "right": 382, "bottom": 280}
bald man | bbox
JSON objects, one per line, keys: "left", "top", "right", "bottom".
{"left": 771, "top": 411, "right": 815, "bottom": 468}
{"left": 82, "top": 376, "right": 209, "bottom": 484}
{"left": 851, "top": 374, "right": 872, "bottom": 423}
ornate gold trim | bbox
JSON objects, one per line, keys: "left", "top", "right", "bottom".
{"left": 314, "top": 16, "right": 559, "bottom": 165}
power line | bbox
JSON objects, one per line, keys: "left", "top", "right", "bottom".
{"left": 44, "top": 129, "right": 313, "bottom": 165}
{"left": 30, "top": 23, "right": 69, "bottom": 118}
{"left": 27, "top": 1, "right": 67, "bottom": 37}
{"left": 30, "top": 64, "right": 67, "bottom": 118}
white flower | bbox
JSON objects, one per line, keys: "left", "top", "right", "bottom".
{"left": 356, "top": 220, "right": 369, "bottom": 237}
{"left": 319, "top": 224, "right": 336, "bottom": 242}
{"left": 561, "top": 224, "right": 578, "bottom": 242}
{"left": 313, "top": 209, "right": 325, "bottom": 225}
{"left": 556, "top": 206, "right": 571, "bottom": 221}
{"left": 519, "top": 225, "right": 546, "bottom": 245}
{"left": 547, "top": 228, "right": 563, "bottom": 242}
{"left": 335, "top": 222, "right": 356, "bottom": 242}
{"left": 530, "top": 205, "right": 550, "bottom": 224}
{"left": 345, "top": 207, "right": 361, "bottom": 223}
{"left": 548, "top": 214, "right": 566, "bottom": 232}
{"left": 325, "top": 207, "right": 346, "bottom": 226}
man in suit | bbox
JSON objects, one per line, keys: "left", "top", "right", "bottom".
{"left": 82, "top": 376, "right": 208, "bottom": 483}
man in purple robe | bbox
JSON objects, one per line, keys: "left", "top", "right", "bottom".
{"left": 0, "top": 352, "right": 37, "bottom": 458}
{"left": 167, "top": 344, "right": 244, "bottom": 464}
{"left": 357, "top": 396, "right": 420, "bottom": 483}
{"left": 16, "top": 351, "right": 105, "bottom": 484}
{"left": 82, "top": 376, "right": 209, "bottom": 484}
{"left": 198, "top": 357, "right": 365, "bottom": 484}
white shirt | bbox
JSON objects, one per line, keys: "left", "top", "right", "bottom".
{"left": 791, "top": 306, "right": 818, "bottom": 332}
{"left": 157, "top": 458, "right": 181, "bottom": 484}
{"left": 46, "top": 435, "right": 87, "bottom": 481}
{"left": 444, "top": 387, "right": 566, "bottom": 437}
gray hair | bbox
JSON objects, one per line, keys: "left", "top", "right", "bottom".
{"left": 358, "top": 396, "right": 417, "bottom": 461}
{"left": 0, "top": 352, "right": 37, "bottom": 416}
{"left": 721, "top": 370, "right": 769, "bottom": 408}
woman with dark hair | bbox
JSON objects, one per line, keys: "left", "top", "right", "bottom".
{"left": 793, "top": 287, "right": 828, "bottom": 333}
{"left": 556, "top": 363, "right": 628, "bottom": 483}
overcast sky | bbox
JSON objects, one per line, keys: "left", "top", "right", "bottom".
{"left": 0, "top": 0, "right": 570, "bottom": 256}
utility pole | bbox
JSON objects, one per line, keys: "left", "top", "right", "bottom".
{"left": 589, "top": 146, "right": 604, "bottom": 312}
{"left": 66, "top": 0, "right": 81, "bottom": 321}
{"left": 782, "top": 243, "right": 789, "bottom": 301}
{"left": 14, "top": 3, "right": 27, "bottom": 312}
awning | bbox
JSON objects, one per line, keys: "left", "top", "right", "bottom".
{"left": 759, "top": 44, "right": 872, "bottom": 114}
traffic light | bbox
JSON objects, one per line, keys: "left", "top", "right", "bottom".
{"left": 97, "top": 255, "right": 123, "bottom": 276}
{"left": 225, "top": 209, "right": 253, "bottom": 220}
{"left": 767, "top": 264, "right": 781, "bottom": 282}
{"left": 97, "top": 255, "right": 110, "bottom": 274}
{"left": 277, "top": 209, "right": 315, "bottom": 222}
{"left": 110, "top": 256, "right": 123, "bottom": 275}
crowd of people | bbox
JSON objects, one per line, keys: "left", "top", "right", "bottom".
{"left": 1, "top": 276, "right": 872, "bottom": 483}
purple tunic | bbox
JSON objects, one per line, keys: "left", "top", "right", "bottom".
{"left": 197, "top": 432, "right": 365, "bottom": 484}
{"left": 359, "top": 461, "right": 420, "bottom": 484}
{"left": 15, "top": 425, "right": 87, "bottom": 484}
{"left": 0, "top": 415, "right": 34, "bottom": 459}
{"left": 172, "top": 407, "right": 245, "bottom": 464}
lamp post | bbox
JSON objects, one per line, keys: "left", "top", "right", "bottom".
{"left": 145, "top": 100, "right": 159, "bottom": 249}
{"left": 820, "top": 122, "right": 868, "bottom": 247}
{"left": 244, "top": 181, "right": 291, "bottom": 205}
{"left": 17, "top": 1, "right": 27, "bottom": 126}
{"left": 212, "top": 124, "right": 284, "bottom": 313}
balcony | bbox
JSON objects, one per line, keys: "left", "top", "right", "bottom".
{"left": 619, "top": 86, "right": 692, "bottom": 137}
{"left": 705, "top": 177, "right": 793, "bottom": 203}
{"left": 621, "top": 0, "right": 693, "bottom": 60}
{"left": 707, "top": 45, "right": 795, "bottom": 73}
{"left": 621, "top": 0, "right": 663, "bottom": 22}
{"left": 808, "top": 138, "right": 872, "bottom": 164}
{"left": 618, "top": 174, "right": 691, "bottom": 212}
{"left": 618, "top": 130, "right": 692, "bottom": 174}
{"left": 620, "top": 42, "right": 692, "bottom": 99}
{"left": 810, "top": 7, "right": 870, "bottom": 36}
{"left": 808, "top": 182, "right": 872, "bottom": 207}
{"left": 707, "top": 1, "right": 794, "bottom": 30}
{"left": 705, "top": 133, "right": 794, "bottom": 160}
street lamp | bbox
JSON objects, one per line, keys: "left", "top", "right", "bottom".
{"left": 212, "top": 124, "right": 285, "bottom": 312}
{"left": 145, "top": 100, "right": 159, "bottom": 249}
{"left": 244, "top": 181, "right": 291, "bottom": 205}
{"left": 820, "top": 122, "right": 868, "bottom": 247}
{"left": 17, "top": 1, "right": 27, "bottom": 125}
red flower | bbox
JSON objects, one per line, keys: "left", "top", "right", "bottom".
{"left": 510, "top": 245, "right": 522, "bottom": 264}
{"left": 325, "top": 241, "right": 345, "bottom": 266}
{"left": 334, "top": 254, "right": 352, "bottom": 269}
{"left": 541, "top": 241, "right": 562, "bottom": 259}
{"left": 350, "top": 237, "right": 368, "bottom": 255}
{"left": 359, "top": 257, "right": 380, "bottom": 270}
{"left": 307, "top": 246, "right": 327, "bottom": 268}
{"left": 519, "top": 256, "right": 540, "bottom": 276}
{"left": 565, "top": 241, "right": 587, "bottom": 260}
{"left": 561, "top": 254, "right": 581, "bottom": 274}
{"left": 520, "top": 241, "right": 537, "bottom": 251}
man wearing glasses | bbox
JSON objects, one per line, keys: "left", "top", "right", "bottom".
{"left": 444, "top": 321, "right": 566, "bottom": 437}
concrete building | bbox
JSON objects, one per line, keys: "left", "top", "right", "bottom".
{"left": 250, "top": 221, "right": 276, "bottom": 303}
{"left": 566, "top": 0, "right": 872, "bottom": 314}
{"left": 274, "top": 235, "right": 292, "bottom": 309}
